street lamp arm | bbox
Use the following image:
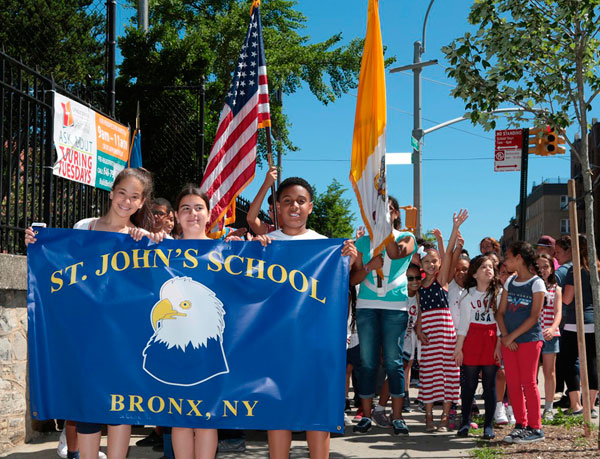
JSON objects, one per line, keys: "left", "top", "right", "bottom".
{"left": 422, "top": 0, "right": 435, "bottom": 54}
{"left": 421, "top": 107, "right": 541, "bottom": 136}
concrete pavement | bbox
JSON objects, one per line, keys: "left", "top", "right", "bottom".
{"left": 1, "top": 404, "right": 477, "bottom": 458}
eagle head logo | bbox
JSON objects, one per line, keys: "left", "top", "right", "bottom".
{"left": 142, "top": 276, "right": 229, "bottom": 386}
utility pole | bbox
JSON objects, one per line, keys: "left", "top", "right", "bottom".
{"left": 389, "top": 1, "right": 437, "bottom": 237}
{"left": 138, "top": 0, "right": 149, "bottom": 32}
{"left": 107, "top": 0, "right": 117, "bottom": 117}
{"left": 518, "top": 128, "right": 529, "bottom": 241}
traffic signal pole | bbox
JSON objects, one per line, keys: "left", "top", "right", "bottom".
{"left": 518, "top": 128, "right": 529, "bottom": 240}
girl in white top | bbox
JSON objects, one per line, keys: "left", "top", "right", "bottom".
{"left": 535, "top": 253, "right": 562, "bottom": 420}
{"left": 25, "top": 167, "right": 161, "bottom": 459}
{"left": 453, "top": 255, "right": 502, "bottom": 439}
{"left": 170, "top": 184, "right": 239, "bottom": 459}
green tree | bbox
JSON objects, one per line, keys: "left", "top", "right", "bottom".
{"left": 443, "top": 2, "right": 600, "bottom": 439}
{"left": 308, "top": 179, "right": 355, "bottom": 238}
{"left": 116, "top": 0, "right": 393, "bottom": 198}
{"left": 0, "top": 0, "right": 105, "bottom": 86}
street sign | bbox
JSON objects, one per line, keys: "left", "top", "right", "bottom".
{"left": 386, "top": 152, "right": 412, "bottom": 165}
{"left": 411, "top": 136, "right": 419, "bottom": 151}
{"left": 494, "top": 129, "right": 522, "bottom": 172}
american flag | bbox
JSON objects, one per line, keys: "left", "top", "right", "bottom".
{"left": 201, "top": 2, "right": 271, "bottom": 234}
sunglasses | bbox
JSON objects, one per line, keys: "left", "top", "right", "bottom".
{"left": 407, "top": 276, "right": 421, "bottom": 281}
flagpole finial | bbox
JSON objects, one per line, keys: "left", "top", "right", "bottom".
{"left": 250, "top": 0, "right": 260, "bottom": 15}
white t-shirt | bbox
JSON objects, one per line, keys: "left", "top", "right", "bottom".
{"left": 405, "top": 294, "right": 418, "bottom": 336}
{"left": 267, "top": 229, "right": 326, "bottom": 240}
{"left": 503, "top": 275, "right": 546, "bottom": 293}
{"left": 448, "top": 279, "right": 465, "bottom": 330}
{"left": 73, "top": 217, "right": 97, "bottom": 230}
{"left": 456, "top": 288, "right": 501, "bottom": 336}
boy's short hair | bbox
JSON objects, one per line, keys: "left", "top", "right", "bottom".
{"left": 276, "top": 177, "right": 314, "bottom": 201}
{"left": 152, "top": 197, "right": 173, "bottom": 213}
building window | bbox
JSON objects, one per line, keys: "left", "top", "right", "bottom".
{"left": 561, "top": 219, "right": 570, "bottom": 234}
{"left": 560, "top": 195, "right": 569, "bottom": 210}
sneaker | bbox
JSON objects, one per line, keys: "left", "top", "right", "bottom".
{"left": 448, "top": 407, "right": 457, "bottom": 430}
{"left": 514, "top": 426, "right": 545, "bottom": 444}
{"left": 353, "top": 417, "right": 372, "bottom": 433}
{"left": 483, "top": 426, "right": 495, "bottom": 440}
{"left": 57, "top": 428, "right": 68, "bottom": 458}
{"left": 456, "top": 425, "right": 469, "bottom": 437}
{"left": 345, "top": 398, "right": 351, "bottom": 412}
{"left": 344, "top": 413, "right": 353, "bottom": 426}
{"left": 502, "top": 424, "right": 527, "bottom": 444}
{"left": 98, "top": 453, "right": 107, "bottom": 459}
{"left": 554, "top": 393, "right": 570, "bottom": 409}
{"left": 392, "top": 418, "right": 409, "bottom": 436}
{"left": 353, "top": 407, "right": 364, "bottom": 421}
{"left": 372, "top": 408, "right": 392, "bottom": 428}
{"left": 506, "top": 405, "right": 516, "bottom": 425}
{"left": 591, "top": 409, "right": 599, "bottom": 419}
{"left": 542, "top": 409, "right": 554, "bottom": 421}
{"left": 469, "top": 421, "right": 478, "bottom": 429}
{"left": 494, "top": 401, "right": 508, "bottom": 425}
{"left": 217, "top": 438, "right": 246, "bottom": 452}
{"left": 402, "top": 396, "right": 412, "bottom": 413}
{"left": 136, "top": 430, "right": 162, "bottom": 447}
{"left": 416, "top": 400, "right": 426, "bottom": 413}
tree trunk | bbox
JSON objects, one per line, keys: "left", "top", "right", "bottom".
{"left": 576, "top": 62, "right": 600, "bottom": 449}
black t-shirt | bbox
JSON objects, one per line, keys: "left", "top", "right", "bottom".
{"left": 565, "top": 267, "right": 595, "bottom": 325}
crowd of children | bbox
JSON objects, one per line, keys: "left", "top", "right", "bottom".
{"left": 24, "top": 165, "right": 598, "bottom": 458}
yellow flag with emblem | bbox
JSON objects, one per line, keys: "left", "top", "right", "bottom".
{"left": 350, "top": 0, "right": 393, "bottom": 278}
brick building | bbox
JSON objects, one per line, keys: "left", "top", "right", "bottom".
{"left": 501, "top": 180, "right": 570, "bottom": 251}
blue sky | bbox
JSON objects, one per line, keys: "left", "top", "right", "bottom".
{"left": 118, "top": 1, "right": 572, "bottom": 255}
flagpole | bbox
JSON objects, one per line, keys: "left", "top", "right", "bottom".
{"left": 136, "top": 101, "right": 140, "bottom": 131}
{"left": 265, "top": 126, "right": 279, "bottom": 229}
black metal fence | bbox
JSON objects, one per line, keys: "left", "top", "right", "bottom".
{"left": 0, "top": 50, "right": 111, "bottom": 254}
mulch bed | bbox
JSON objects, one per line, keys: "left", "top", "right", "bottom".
{"left": 476, "top": 424, "right": 599, "bottom": 457}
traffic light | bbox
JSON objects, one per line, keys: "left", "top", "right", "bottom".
{"left": 528, "top": 126, "right": 566, "bottom": 156}
{"left": 555, "top": 134, "right": 566, "bottom": 155}
{"left": 400, "top": 206, "right": 417, "bottom": 233}
{"left": 528, "top": 127, "right": 544, "bottom": 155}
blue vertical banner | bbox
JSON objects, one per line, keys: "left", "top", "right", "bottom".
{"left": 27, "top": 229, "right": 349, "bottom": 432}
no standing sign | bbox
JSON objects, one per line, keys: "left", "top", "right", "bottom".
{"left": 494, "top": 129, "right": 522, "bottom": 172}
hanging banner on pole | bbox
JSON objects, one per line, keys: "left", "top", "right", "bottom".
{"left": 53, "top": 92, "right": 130, "bottom": 190}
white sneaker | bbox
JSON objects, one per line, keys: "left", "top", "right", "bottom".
{"left": 506, "top": 405, "right": 516, "bottom": 425}
{"left": 494, "top": 402, "right": 508, "bottom": 425}
{"left": 57, "top": 428, "right": 106, "bottom": 459}
{"left": 57, "top": 428, "right": 68, "bottom": 458}
{"left": 344, "top": 413, "right": 353, "bottom": 426}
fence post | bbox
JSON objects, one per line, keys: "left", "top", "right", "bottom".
{"left": 43, "top": 84, "right": 54, "bottom": 227}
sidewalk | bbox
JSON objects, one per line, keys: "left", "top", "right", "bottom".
{"left": 1, "top": 404, "right": 477, "bottom": 458}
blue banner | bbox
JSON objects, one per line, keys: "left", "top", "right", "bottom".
{"left": 27, "top": 228, "right": 349, "bottom": 432}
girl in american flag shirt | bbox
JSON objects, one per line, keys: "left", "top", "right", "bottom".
{"left": 415, "top": 210, "right": 468, "bottom": 433}
{"left": 535, "top": 253, "right": 562, "bottom": 421}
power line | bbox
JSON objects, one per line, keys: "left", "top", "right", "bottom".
{"left": 284, "top": 155, "right": 571, "bottom": 163}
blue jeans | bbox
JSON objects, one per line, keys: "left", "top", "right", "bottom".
{"left": 356, "top": 308, "right": 408, "bottom": 398}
